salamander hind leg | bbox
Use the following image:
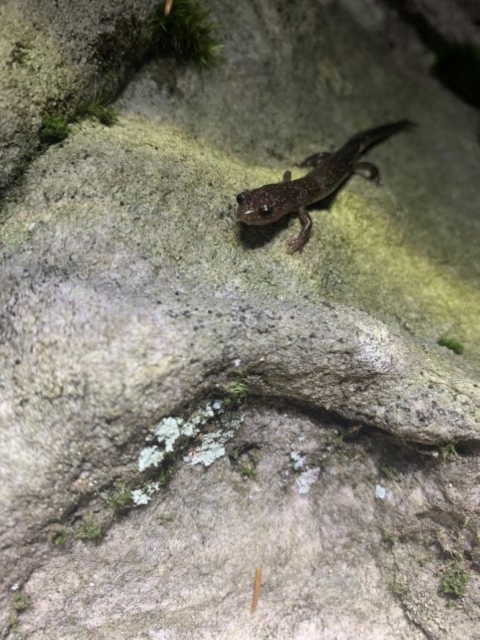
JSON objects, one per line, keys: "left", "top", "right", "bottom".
{"left": 286, "top": 207, "right": 313, "bottom": 254}
{"left": 282, "top": 170, "right": 292, "bottom": 182}
{"left": 295, "top": 151, "right": 332, "bottom": 168}
{"left": 354, "top": 161, "right": 381, "bottom": 185}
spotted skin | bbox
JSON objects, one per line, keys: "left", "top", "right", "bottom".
{"left": 236, "top": 120, "right": 414, "bottom": 254}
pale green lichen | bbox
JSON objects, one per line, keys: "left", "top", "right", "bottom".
{"left": 187, "top": 429, "right": 234, "bottom": 466}
{"left": 131, "top": 482, "right": 161, "bottom": 505}
{"left": 154, "top": 415, "right": 184, "bottom": 450}
{"left": 290, "top": 451, "right": 306, "bottom": 470}
{"left": 295, "top": 468, "right": 320, "bottom": 495}
{"left": 139, "top": 446, "right": 165, "bottom": 471}
{"left": 134, "top": 400, "right": 241, "bottom": 504}
{"left": 138, "top": 400, "right": 226, "bottom": 472}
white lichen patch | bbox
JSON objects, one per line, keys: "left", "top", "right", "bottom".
{"left": 375, "top": 484, "right": 387, "bottom": 500}
{"left": 290, "top": 451, "right": 306, "bottom": 470}
{"left": 296, "top": 468, "right": 320, "bottom": 495}
{"left": 185, "top": 412, "right": 243, "bottom": 467}
{"left": 137, "top": 399, "right": 236, "bottom": 474}
{"left": 187, "top": 430, "right": 235, "bottom": 466}
{"left": 154, "top": 416, "right": 184, "bottom": 453}
{"left": 133, "top": 400, "right": 241, "bottom": 506}
{"left": 138, "top": 446, "right": 165, "bottom": 472}
{"left": 138, "top": 405, "right": 213, "bottom": 472}
{"left": 131, "top": 482, "right": 161, "bottom": 505}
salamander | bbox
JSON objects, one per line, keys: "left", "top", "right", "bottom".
{"left": 236, "top": 120, "right": 414, "bottom": 254}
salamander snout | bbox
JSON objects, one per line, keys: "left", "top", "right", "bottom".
{"left": 235, "top": 186, "right": 287, "bottom": 225}
{"left": 236, "top": 192, "right": 248, "bottom": 205}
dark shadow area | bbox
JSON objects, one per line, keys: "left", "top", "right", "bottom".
{"left": 256, "top": 397, "right": 480, "bottom": 468}
{"left": 236, "top": 213, "right": 292, "bottom": 250}
{"left": 386, "top": 0, "right": 480, "bottom": 109}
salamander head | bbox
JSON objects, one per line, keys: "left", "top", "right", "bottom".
{"left": 235, "top": 185, "right": 291, "bottom": 226}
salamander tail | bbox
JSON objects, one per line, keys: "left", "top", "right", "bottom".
{"left": 355, "top": 120, "right": 417, "bottom": 154}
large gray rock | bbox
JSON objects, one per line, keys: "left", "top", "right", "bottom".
{"left": 0, "top": 0, "right": 157, "bottom": 193}
{"left": 0, "top": 0, "right": 479, "bottom": 637}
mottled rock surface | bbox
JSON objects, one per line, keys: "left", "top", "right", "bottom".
{"left": 0, "top": 0, "right": 479, "bottom": 638}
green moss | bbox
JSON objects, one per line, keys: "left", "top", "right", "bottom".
{"left": 39, "top": 113, "right": 70, "bottom": 144}
{"left": 229, "top": 442, "right": 260, "bottom": 479}
{"left": 239, "top": 461, "right": 258, "bottom": 480}
{"left": 380, "top": 463, "right": 400, "bottom": 481}
{"left": 40, "top": 95, "right": 118, "bottom": 150}
{"left": 327, "top": 431, "right": 344, "bottom": 447}
{"left": 390, "top": 578, "right": 406, "bottom": 595}
{"left": 81, "top": 99, "right": 119, "bottom": 127}
{"left": 8, "top": 41, "right": 29, "bottom": 66}
{"left": 7, "top": 614, "right": 18, "bottom": 632}
{"left": 47, "top": 525, "right": 67, "bottom": 547}
{"left": 157, "top": 460, "right": 175, "bottom": 486}
{"left": 149, "top": 0, "right": 221, "bottom": 67}
{"left": 12, "top": 594, "right": 31, "bottom": 612}
{"left": 159, "top": 513, "right": 176, "bottom": 523}
{"left": 103, "top": 483, "right": 133, "bottom": 513}
{"left": 440, "top": 442, "right": 458, "bottom": 461}
{"left": 381, "top": 529, "right": 396, "bottom": 546}
{"left": 223, "top": 370, "right": 248, "bottom": 408}
{"left": 76, "top": 516, "right": 106, "bottom": 542}
{"left": 441, "top": 561, "right": 469, "bottom": 598}
{"left": 437, "top": 337, "right": 464, "bottom": 355}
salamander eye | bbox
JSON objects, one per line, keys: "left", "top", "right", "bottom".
{"left": 236, "top": 192, "right": 248, "bottom": 205}
{"left": 259, "top": 204, "right": 273, "bottom": 217}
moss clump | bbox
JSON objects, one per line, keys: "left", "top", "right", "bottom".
{"left": 380, "top": 463, "right": 400, "bottom": 481}
{"left": 8, "top": 41, "right": 29, "bottom": 66}
{"left": 82, "top": 99, "right": 118, "bottom": 127}
{"left": 39, "top": 113, "right": 70, "bottom": 144}
{"left": 229, "top": 443, "right": 260, "bottom": 479}
{"left": 381, "top": 529, "right": 396, "bottom": 546}
{"left": 239, "top": 461, "right": 257, "bottom": 480}
{"left": 223, "top": 370, "right": 249, "bottom": 408}
{"left": 7, "top": 614, "right": 19, "bottom": 632}
{"left": 157, "top": 457, "right": 175, "bottom": 486}
{"left": 103, "top": 483, "right": 132, "bottom": 513}
{"left": 437, "top": 337, "right": 464, "bottom": 355}
{"left": 441, "top": 561, "right": 469, "bottom": 598}
{"left": 159, "top": 513, "right": 176, "bottom": 523}
{"left": 12, "top": 594, "right": 31, "bottom": 612}
{"left": 47, "top": 525, "right": 67, "bottom": 547}
{"left": 390, "top": 578, "right": 406, "bottom": 595}
{"left": 150, "top": 0, "right": 221, "bottom": 67}
{"left": 76, "top": 517, "right": 106, "bottom": 542}
{"left": 440, "top": 442, "right": 458, "bottom": 461}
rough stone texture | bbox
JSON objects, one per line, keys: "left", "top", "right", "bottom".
{"left": 7, "top": 406, "right": 432, "bottom": 639}
{"left": 0, "top": 0, "right": 157, "bottom": 193}
{"left": 0, "top": 0, "right": 479, "bottom": 638}
{"left": 7, "top": 404, "right": 480, "bottom": 639}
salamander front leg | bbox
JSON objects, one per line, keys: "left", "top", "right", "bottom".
{"left": 354, "top": 161, "right": 381, "bottom": 185}
{"left": 295, "top": 151, "right": 332, "bottom": 168}
{"left": 282, "top": 170, "right": 292, "bottom": 182}
{"left": 286, "top": 207, "right": 312, "bottom": 254}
